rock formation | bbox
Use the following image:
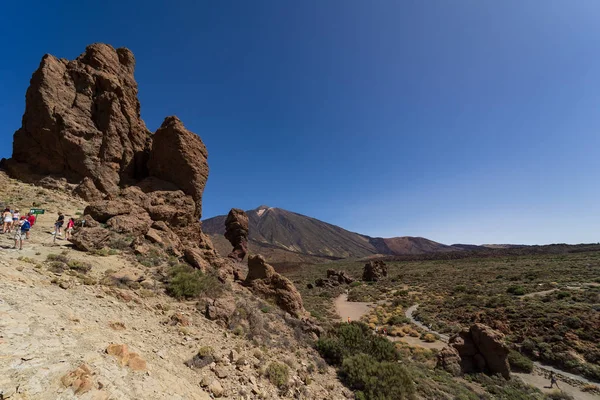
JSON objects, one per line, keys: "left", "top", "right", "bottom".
{"left": 224, "top": 208, "right": 249, "bottom": 261}
{"left": 362, "top": 260, "right": 387, "bottom": 281}
{"left": 314, "top": 269, "right": 354, "bottom": 288}
{"left": 4, "top": 43, "right": 151, "bottom": 196}
{"left": 437, "top": 323, "right": 511, "bottom": 379}
{"left": 147, "top": 116, "right": 209, "bottom": 218}
{"left": 244, "top": 255, "right": 305, "bottom": 318}
{"left": 1, "top": 43, "right": 220, "bottom": 273}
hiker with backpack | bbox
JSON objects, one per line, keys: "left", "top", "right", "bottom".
{"left": 14, "top": 217, "right": 31, "bottom": 250}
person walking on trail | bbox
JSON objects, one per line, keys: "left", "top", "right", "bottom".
{"left": 26, "top": 212, "right": 36, "bottom": 239}
{"left": 14, "top": 217, "right": 30, "bottom": 250}
{"left": 12, "top": 209, "right": 20, "bottom": 229}
{"left": 549, "top": 371, "right": 560, "bottom": 389}
{"left": 53, "top": 212, "right": 65, "bottom": 236}
{"left": 3, "top": 208, "right": 13, "bottom": 233}
{"left": 65, "top": 217, "right": 75, "bottom": 240}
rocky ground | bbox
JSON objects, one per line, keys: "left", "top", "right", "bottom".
{"left": 0, "top": 172, "right": 350, "bottom": 399}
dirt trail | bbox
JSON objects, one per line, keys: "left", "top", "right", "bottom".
{"left": 514, "top": 372, "right": 600, "bottom": 400}
{"left": 334, "top": 293, "right": 373, "bottom": 322}
{"left": 334, "top": 295, "right": 447, "bottom": 349}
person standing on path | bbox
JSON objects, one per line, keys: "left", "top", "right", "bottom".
{"left": 65, "top": 217, "right": 75, "bottom": 240}
{"left": 12, "top": 209, "right": 20, "bottom": 229}
{"left": 3, "top": 208, "right": 13, "bottom": 233}
{"left": 549, "top": 371, "right": 560, "bottom": 389}
{"left": 53, "top": 212, "right": 65, "bottom": 237}
{"left": 14, "top": 217, "right": 30, "bottom": 250}
{"left": 26, "top": 212, "right": 36, "bottom": 239}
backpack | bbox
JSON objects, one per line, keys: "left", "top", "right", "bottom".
{"left": 21, "top": 220, "right": 31, "bottom": 231}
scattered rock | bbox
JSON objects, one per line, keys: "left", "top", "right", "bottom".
{"left": 170, "top": 313, "right": 191, "bottom": 327}
{"left": 205, "top": 295, "right": 236, "bottom": 328}
{"left": 61, "top": 363, "right": 93, "bottom": 395}
{"left": 208, "top": 379, "right": 224, "bottom": 397}
{"left": 362, "top": 260, "right": 387, "bottom": 282}
{"left": 315, "top": 269, "right": 354, "bottom": 288}
{"left": 224, "top": 208, "right": 249, "bottom": 261}
{"left": 106, "top": 343, "right": 147, "bottom": 371}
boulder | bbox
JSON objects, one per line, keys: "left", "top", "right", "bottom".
{"left": 470, "top": 323, "right": 511, "bottom": 379}
{"left": 70, "top": 227, "right": 115, "bottom": 251}
{"left": 244, "top": 255, "right": 306, "bottom": 318}
{"left": 7, "top": 43, "right": 151, "bottom": 193}
{"left": 61, "top": 363, "right": 93, "bottom": 395}
{"left": 73, "top": 177, "right": 104, "bottom": 202}
{"left": 206, "top": 294, "right": 236, "bottom": 328}
{"left": 438, "top": 323, "right": 511, "bottom": 379}
{"left": 143, "top": 190, "right": 196, "bottom": 227}
{"left": 184, "top": 246, "right": 211, "bottom": 272}
{"left": 362, "top": 260, "right": 387, "bottom": 282}
{"left": 316, "top": 269, "right": 354, "bottom": 287}
{"left": 106, "top": 213, "right": 152, "bottom": 236}
{"left": 147, "top": 116, "right": 209, "bottom": 218}
{"left": 224, "top": 208, "right": 249, "bottom": 261}
{"left": 84, "top": 200, "right": 140, "bottom": 223}
{"left": 436, "top": 347, "right": 462, "bottom": 376}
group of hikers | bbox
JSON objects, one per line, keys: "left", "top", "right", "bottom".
{"left": 1, "top": 208, "right": 75, "bottom": 250}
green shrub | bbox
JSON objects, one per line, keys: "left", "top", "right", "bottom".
{"left": 387, "top": 315, "right": 410, "bottom": 325}
{"left": 47, "top": 253, "right": 69, "bottom": 263}
{"left": 545, "top": 390, "right": 574, "bottom": 400}
{"left": 507, "top": 286, "right": 526, "bottom": 296}
{"left": 341, "top": 354, "right": 415, "bottom": 400}
{"left": 166, "top": 265, "right": 223, "bottom": 299}
{"left": 67, "top": 260, "right": 92, "bottom": 273}
{"left": 350, "top": 281, "right": 362, "bottom": 287}
{"left": 508, "top": 350, "right": 533, "bottom": 373}
{"left": 316, "top": 322, "right": 397, "bottom": 366}
{"left": 266, "top": 362, "right": 289, "bottom": 389}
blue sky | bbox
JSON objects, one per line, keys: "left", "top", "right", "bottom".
{"left": 1, "top": 1, "right": 599, "bottom": 245}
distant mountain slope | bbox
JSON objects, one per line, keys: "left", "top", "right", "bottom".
{"left": 203, "top": 206, "right": 453, "bottom": 262}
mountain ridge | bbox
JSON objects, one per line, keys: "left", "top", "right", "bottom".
{"left": 203, "top": 205, "right": 458, "bottom": 263}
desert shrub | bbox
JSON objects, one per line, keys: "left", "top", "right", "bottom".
{"left": 340, "top": 354, "right": 415, "bottom": 400}
{"left": 109, "top": 237, "right": 132, "bottom": 250}
{"left": 387, "top": 315, "right": 410, "bottom": 325}
{"left": 266, "top": 362, "right": 290, "bottom": 389}
{"left": 185, "top": 346, "right": 214, "bottom": 368}
{"left": 581, "top": 384, "right": 600, "bottom": 392}
{"left": 422, "top": 333, "right": 436, "bottom": 343}
{"left": 92, "top": 248, "right": 110, "bottom": 257}
{"left": 67, "top": 260, "right": 92, "bottom": 273}
{"left": 136, "top": 248, "right": 165, "bottom": 267}
{"left": 545, "top": 390, "right": 574, "bottom": 400}
{"left": 507, "top": 285, "right": 526, "bottom": 296}
{"left": 508, "top": 350, "right": 533, "bottom": 373}
{"left": 564, "top": 316, "right": 582, "bottom": 329}
{"left": 556, "top": 291, "right": 571, "bottom": 299}
{"left": 47, "top": 253, "right": 69, "bottom": 263}
{"left": 48, "top": 261, "right": 67, "bottom": 274}
{"left": 350, "top": 281, "right": 362, "bottom": 287}
{"left": 166, "top": 264, "right": 222, "bottom": 299}
{"left": 316, "top": 322, "right": 397, "bottom": 366}
{"left": 316, "top": 322, "right": 407, "bottom": 398}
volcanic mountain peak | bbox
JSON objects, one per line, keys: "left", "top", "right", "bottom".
{"left": 203, "top": 206, "right": 453, "bottom": 263}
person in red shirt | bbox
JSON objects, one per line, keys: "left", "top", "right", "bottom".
{"left": 65, "top": 217, "right": 75, "bottom": 240}
{"left": 26, "top": 212, "right": 36, "bottom": 239}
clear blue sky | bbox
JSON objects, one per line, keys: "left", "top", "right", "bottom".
{"left": 1, "top": 1, "right": 599, "bottom": 245}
